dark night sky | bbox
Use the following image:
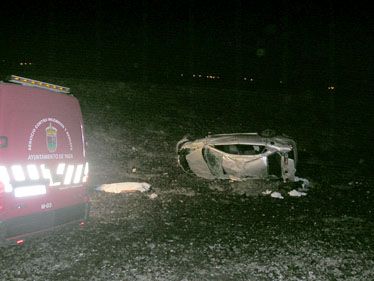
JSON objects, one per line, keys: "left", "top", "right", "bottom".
{"left": 1, "top": 0, "right": 373, "bottom": 90}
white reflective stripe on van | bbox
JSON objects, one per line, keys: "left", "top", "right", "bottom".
{"left": 0, "top": 166, "right": 13, "bottom": 192}
{"left": 73, "top": 164, "right": 83, "bottom": 184}
{"left": 40, "top": 164, "right": 53, "bottom": 185}
{"left": 63, "top": 165, "right": 75, "bottom": 185}
{"left": 11, "top": 165, "right": 26, "bottom": 181}
{"left": 14, "top": 185, "right": 47, "bottom": 198}
{"left": 27, "top": 164, "right": 40, "bottom": 180}
{"left": 0, "top": 162, "right": 89, "bottom": 193}
{"left": 56, "top": 163, "right": 66, "bottom": 175}
{"left": 83, "top": 162, "right": 89, "bottom": 183}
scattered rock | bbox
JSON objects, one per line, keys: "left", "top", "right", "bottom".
{"left": 149, "top": 193, "right": 158, "bottom": 199}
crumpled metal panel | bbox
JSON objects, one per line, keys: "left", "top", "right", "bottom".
{"left": 221, "top": 154, "right": 268, "bottom": 178}
{"left": 185, "top": 148, "right": 216, "bottom": 179}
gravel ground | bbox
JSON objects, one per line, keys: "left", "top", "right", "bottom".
{"left": 0, "top": 79, "right": 373, "bottom": 280}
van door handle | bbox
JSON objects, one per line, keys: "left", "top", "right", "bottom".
{"left": 0, "top": 136, "right": 8, "bottom": 148}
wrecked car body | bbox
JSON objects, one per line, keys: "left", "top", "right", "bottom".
{"left": 177, "top": 132, "right": 297, "bottom": 182}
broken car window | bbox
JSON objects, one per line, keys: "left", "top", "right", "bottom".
{"left": 213, "top": 145, "right": 265, "bottom": 155}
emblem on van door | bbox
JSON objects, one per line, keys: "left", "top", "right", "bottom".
{"left": 28, "top": 118, "right": 74, "bottom": 161}
{"left": 46, "top": 123, "right": 58, "bottom": 153}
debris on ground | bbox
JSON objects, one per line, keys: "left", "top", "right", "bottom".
{"left": 288, "top": 189, "right": 307, "bottom": 197}
{"left": 96, "top": 182, "right": 151, "bottom": 193}
{"left": 149, "top": 193, "right": 158, "bottom": 199}
{"left": 208, "top": 177, "right": 311, "bottom": 199}
{"left": 262, "top": 189, "right": 272, "bottom": 195}
{"left": 270, "top": 191, "right": 284, "bottom": 199}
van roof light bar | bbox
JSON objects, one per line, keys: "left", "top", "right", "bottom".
{"left": 8, "top": 75, "right": 70, "bottom": 94}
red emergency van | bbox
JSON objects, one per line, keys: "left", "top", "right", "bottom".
{"left": 0, "top": 75, "right": 89, "bottom": 245}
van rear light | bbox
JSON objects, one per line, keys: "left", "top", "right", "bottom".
{"left": 11, "top": 165, "right": 26, "bottom": 181}
{"left": 0, "top": 166, "right": 12, "bottom": 192}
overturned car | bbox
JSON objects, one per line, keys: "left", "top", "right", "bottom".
{"left": 176, "top": 131, "right": 297, "bottom": 182}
